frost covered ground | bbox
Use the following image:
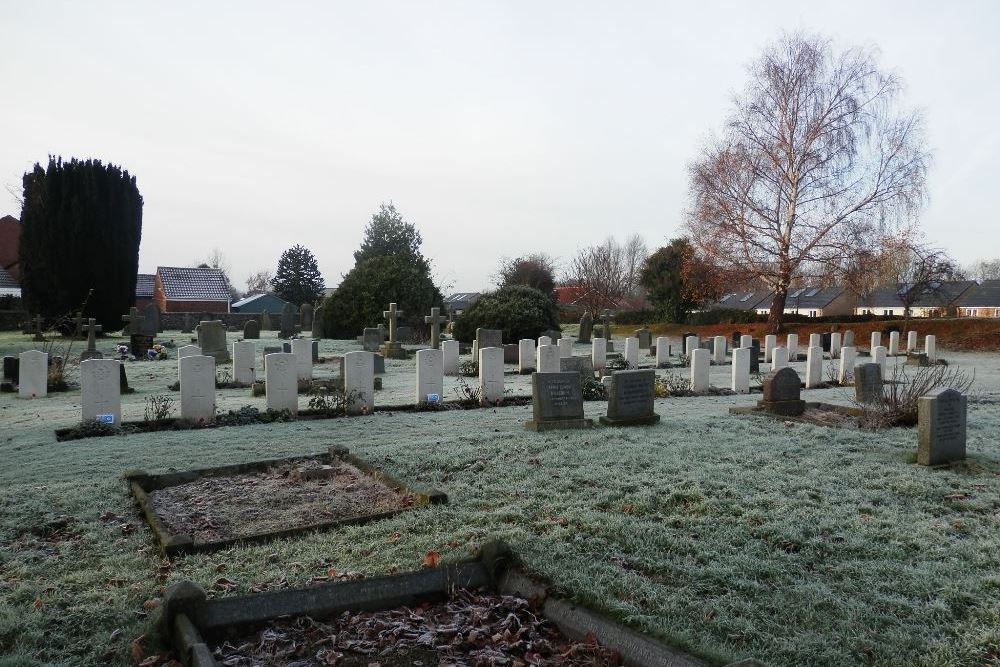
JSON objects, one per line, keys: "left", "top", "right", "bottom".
{"left": 1, "top": 329, "right": 998, "bottom": 666}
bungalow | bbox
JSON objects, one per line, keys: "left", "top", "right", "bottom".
{"left": 0, "top": 266, "right": 20, "bottom": 298}
{"left": 135, "top": 273, "right": 156, "bottom": 310}
{"left": 232, "top": 292, "right": 290, "bottom": 314}
{"left": 443, "top": 292, "right": 482, "bottom": 316}
{"left": 754, "top": 286, "right": 855, "bottom": 318}
{"left": 956, "top": 280, "right": 1000, "bottom": 318}
{"left": 854, "top": 280, "right": 976, "bottom": 318}
{"left": 153, "top": 266, "right": 231, "bottom": 313}
{"left": 703, "top": 289, "right": 773, "bottom": 312}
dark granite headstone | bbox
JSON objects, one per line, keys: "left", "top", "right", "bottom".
{"left": 396, "top": 325, "right": 412, "bottom": 341}
{"left": 759, "top": 367, "right": 805, "bottom": 416}
{"left": 732, "top": 331, "right": 743, "bottom": 347}
{"left": 560, "top": 355, "right": 595, "bottom": 379}
{"left": 282, "top": 342, "right": 291, "bottom": 353}
{"left": 476, "top": 327, "right": 503, "bottom": 350}
{"left": 600, "top": 369, "right": 659, "bottom": 426}
{"left": 129, "top": 334, "right": 154, "bottom": 358}
{"left": 634, "top": 328, "right": 652, "bottom": 349}
{"left": 362, "top": 328, "right": 382, "bottom": 352}
{"left": 181, "top": 312, "right": 193, "bottom": 334}
{"left": 141, "top": 304, "right": 161, "bottom": 335}
{"left": 749, "top": 341, "right": 761, "bottom": 373}
{"left": 311, "top": 340, "right": 319, "bottom": 362}
{"left": 3, "top": 356, "right": 19, "bottom": 384}
{"left": 374, "top": 353, "right": 385, "bottom": 374}
{"left": 578, "top": 312, "right": 593, "bottom": 344}
{"left": 854, "top": 363, "right": 883, "bottom": 403}
{"left": 918, "top": 388, "right": 967, "bottom": 465}
{"left": 503, "top": 344, "right": 519, "bottom": 364}
{"left": 279, "top": 303, "right": 297, "bottom": 338}
{"left": 524, "top": 372, "right": 593, "bottom": 431}
{"left": 244, "top": 320, "right": 260, "bottom": 339}
{"left": 541, "top": 328, "right": 562, "bottom": 341}
{"left": 820, "top": 332, "right": 832, "bottom": 352}
{"left": 312, "top": 305, "right": 325, "bottom": 338}
{"left": 906, "top": 353, "right": 930, "bottom": 367}
{"left": 119, "top": 364, "right": 130, "bottom": 393}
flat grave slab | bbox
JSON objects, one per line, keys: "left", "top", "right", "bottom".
{"left": 128, "top": 446, "right": 446, "bottom": 556}
{"left": 729, "top": 401, "right": 862, "bottom": 428}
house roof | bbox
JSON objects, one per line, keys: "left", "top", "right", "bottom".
{"left": 860, "top": 281, "right": 976, "bottom": 309}
{"left": 757, "top": 286, "right": 845, "bottom": 310}
{"left": 957, "top": 280, "right": 1000, "bottom": 307}
{"left": 443, "top": 292, "right": 482, "bottom": 309}
{"left": 157, "top": 266, "right": 231, "bottom": 302}
{"left": 0, "top": 266, "right": 18, "bottom": 290}
{"left": 706, "top": 289, "right": 773, "bottom": 311}
{"left": 135, "top": 273, "right": 156, "bottom": 299}
{"left": 232, "top": 292, "right": 287, "bottom": 308}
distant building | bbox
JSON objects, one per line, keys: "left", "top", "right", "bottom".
{"left": 154, "top": 266, "right": 231, "bottom": 313}
{"left": 443, "top": 292, "right": 482, "bottom": 316}
{"left": 755, "top": 286, "right": 855, "bottom": 318}
{"left": 232, "top": 292, "right": 290, "bottom": 314}
{"left": 135, "top": 273, "right": 156, "bottom": 310}
{"left": 956, "top": 280, "right": 1000, "bottom": 318}
{"left": 703, "top": 289, "right": 773, "bottom": 312}
{"left": 854, "top": 281, "right": 976, "bottom": 318}
{"left": 0, "top": 266, "right": 20, "bottom": 298}
{"left": 0, "top": 215, "right": 21, "bottom": 282}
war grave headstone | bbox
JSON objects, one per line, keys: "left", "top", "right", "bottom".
{"left": 854, "top": 363, "right": 882, "bottom": 403}
{"left": 690, "top": 348, "right": 709, "bottom": 391}
{"left": 265, "top": 352, "right": 298, "bottom": 414}
{"left": 809, "top": 333, "right": 821, "bottom": 349}
{"left": 759, "top": 367, "right": 805, "bottom": 416}
{"left": 772, "top": 346, "right": 789, "bottom": 371}
{"left": 416, "top": 348, "right": 444, "bottom": 406}
{"left": 181, "top": 313, "right": 193, "bottom": 334}
{"left": 578, "top": 312, "right": 593, "bottom": 344}
{"left": 635, "top": 328, "right": 652, "bottom": 349}
{"left": 917, "top": 388, "right": 967, "bottom": 466}
{"left": 292, "top": 338, "right": 313, "bottom": 382}
{"left": 524, "top": 372, "right": 593, "bottom": 431}
{"left": 196, "top": 320, "right": 230, "bottom": 362}
{"left": 300, "top": 303, "right": 314, "bottom": 331}
{"left": 655, "top": 336, "right": 670, "bottom": 368}
{"left": 424, "top": 307, "right": 447, "bottom": 350}
{"left": 907, "top": 330, "right": 918, "bottom": 351}
{"left": 844, "top": 330, "right": 855, "bottom": 347}
{"left": 518, "top": 339, "right": 535, "bottom": 374}
{"left": 180, "top": 355, "right": 215, "bottom": 421}
{"left": 312, "top": 305, "right": 325, "bottom": 338}
{"left": 870, "top": 331, "right": 881, "bottom": 352}
{"left": 731, "top": 347, "right": 750, "bottom": 394}
{"left": 838, "top": 346, "right": 857, "bottom": 384}
{"left": 381, "top": 303, "right": 407, "bottom": 359}
{"left": 81, "top": 358, "right": 121, "bottom": 425}
{"left": 232, "top": 341, "right": 256, "bottom": 386}
{"left": 244, "top": 320, "right": 260, "bottom": 339}
{"left": 888, "top": 331, "right": 900, "bottom": 355}
{"left": 873, "top": 345, "right": 888, "bottom": 378}
{"left": 479, "top": 347, "right": 505, "bottom": 404}
{"left": 830, "top": 332, "right": 842, "bottom": 359}
{"left": 600, "top": 369, "right": 659, "bottom": 426}
{"left": 80, "top": 318, "right": 103, "bottom": 361}
{"left": 763, "top": 334, "right": 776, "bottom": 362}
{"left": 592, "top": 337, "right": 607, "bottom": 371}
{"left": 279, "top": 303, "right": 297, "bottom": 338}
{"left": 362, "top": 328, "right": 382, "bottom": 352}
{"left": 624, "top": 337, "right": 639, "bottom": 368}
{"left": 442, "top": 340, "right": 460, "bottom": 375}
{"left": 344, "top": 351, "right": 375, "bottom": 415}
{"left": 142, "top": 303, "right": 161, "bottom": 335}
{"left": 685, "top": 335, "right": 699, "bottom": 359}
{"left": 538, "top": 345, "right": 561, "bottom": 373}
{"left": 805, "top": 345, "right": 823, "bottom": 388}
{"left": 741, "top": 334, "right": 753, "bottom": 350}
{"left": 541, "top": 328, "right": 561, "bottom": 342}
{"left": 537, "top": 335, "right": 553, "bottom": 348}
{"left": 925, "top": 335, "right": 937, "bottom": 362}
{"left": 18, "top": 350, "right": 47, "bottom": 399}
{"left": 786, "top": 333, "right": 798, "bottom": 360}
{"left": 557, "top": 337, "right": 573, "bottom": 358}
{"left": 713, "top": 336, "right": 726, "bottom": 364}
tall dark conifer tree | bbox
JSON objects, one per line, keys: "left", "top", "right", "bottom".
{"left": 19, "top": 157, "right": 143, "bottom": 328}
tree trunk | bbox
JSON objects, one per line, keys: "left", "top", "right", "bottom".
{"left": 768, "top": 288, "right": 788, "bottom": 334}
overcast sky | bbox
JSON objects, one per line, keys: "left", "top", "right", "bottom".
{"left": 2, "top": 2, "right": 998, "bottom": 293}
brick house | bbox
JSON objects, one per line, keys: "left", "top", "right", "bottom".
{"left": 854, "top": 280, "right": 976, "bottom": 318}
{"left": 0, "top": 215, "right": 21, "bottom": 282}
{"left": 135, "top": 273, "right": 156, "bottom": 310}
{"left": 153, "top": 266, "right": 231, "bottom": 313}
{"left": 956, "top": 280, "right": 1000, "bottom": 318}
{"left": 754, "top": 286, "right": 856, "bottom": 318}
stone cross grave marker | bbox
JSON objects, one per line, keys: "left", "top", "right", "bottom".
{"left": 265, "top": 352, "right": 298, "bottom": 414}
{"left": 81, "top": 318, "right": 103, "bottom": 361}
{"left": 525, "top": 372, "right": 592, "bottom": 431}
{"left": 18, "top": 350, "right": 47, "bottom": 399}
{"left": 179, "top": 355, "right": 215, "bottom": 422}
{"left": 760, "top": 367, "right": 805, "bottom": 416}
{"left": 73, "top": 312, "right": 84, "bottom": 339}
{"left": 854, "top": 362, "right": 882, "bottom": 403}
{"left": 600, "top": 309, "right": 614, "bottom": 341}
{"left": 424, "top": 307, "right": 447, "bottom": 350}
{"left": 382, "top": 303, "right": 407, "bottom": 358}
{"left": 416, "top": 348, "right": 443, "bottom": 405}
{"left": 917, "top": 388, "right": 967, "bottom": 466}
{"left": 121, "top": 307, "right": 144, "bottom": 336}
{"left": 601, "top": 369, "right": 659, "bottom": 426}
{"left": 81, "top": 359, "right": 121, "bottom": 425}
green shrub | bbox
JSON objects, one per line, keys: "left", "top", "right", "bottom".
{"left": 452, "top": 285, "right": 560, "bottom": 344}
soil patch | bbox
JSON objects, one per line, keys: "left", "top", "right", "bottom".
{"left": 730, "top": 401, "right": 863, "bottom": 428}
{"left": 148, "top": 460, "right": 412, "bottom": 544}
{"left": 210, "top": 589, "right": 619, "bottom": 667}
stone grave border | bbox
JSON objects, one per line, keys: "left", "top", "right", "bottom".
{"left": 127, "top": 445, "right": 447, "bottom": 557}
{"left": 729, "top": 401, "right": 863, "bottom": 427}
{"left": 158, "top": 542, "right": 758, "bottom": 667}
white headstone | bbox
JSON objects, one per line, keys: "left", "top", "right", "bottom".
{"left": 557, "top": 337, "right": 573, "bottom": 358}
{"left": 838, "top": 346, "right": 856, "bottom": 385}
{"left": 713, "top": 336, "right": 726, "bottom": 364}
{"left": 416, "top": 348, "right": 443, "bottom": 405}
{"left": 592, "top": 337, "right": 607, "bottom": 370}
{"left": 624, "top": 337, "right": 639, "bottom": 368}
{"left": 479, "top": 347, "right": 504, "bottom": 404}
{"left": 740, "top": 334, "right": 753, "bottom": 350}
{"left": 537, "top": 335, "right": 553, "bottom": 348}
{"left": 873, "top": 345, "right": 888, "bottom": 378}
{"left": 232, "top": 340, "right": 256, "bottom": 385}
{"left": 907, "top": 330, "right": 918, "bottom": 351}
{"left": 925, "top": 334, "right": 937, "bottom": 361}
{"left": 18, "top": 350, "right": 47, "bottom": 399}
{"left": 178, "top": 344, "right": 201, "bottom": 359}
{"left": 888, "top": 331, "right": 900, "bottom": 355}
{"left": 809, "top": 333, "right": 821, "bottom": 349}
{"left": 537, "top": 344, "right": 560, "bottom": 373}
{"left": 291, "top": 338, "right": 312, "bottom": 381}
{"left": 685, "top": 335, "right": 699, "bottom": 358}
{"left": 264, "top": 352, "right": 298, "bottom": 414}
{"left": 343, "top": 351, "right": 375, "bottom": 415}
{"left": 690, "top": 348, "right": 710, "bottom": 392}
{"left": 830, "top": 332, "right": 842, "bottom": 359}
{"left": 786, "top": 334, "right": 798, "bottom": 360}
{"left": 731, "top": 347, "right": 750, "bottom": 394}
{"left": 81, "top": 359, "right": 121, "bottom": 424}
{"left": 180, "top": 355, "right": 215, "bottom": 421}
{"left": 805, "top": 345, "right": 823, "bottom": 388}
{"left": 870, "top": 331, "right": 881, "bottom": 351}
{"left": 442, "top": 339, "right": 459, "bottom": 375}
{"left": 518, "top": 339, "right": 536, "bottom": 374}
{"left": 771, "top": 346, "right": 789, "bottom": 370}
{"left": 764, "top": 334, "right": 777, "bottom": 362}
{"left": 655, "top": 336, "right": 670, "bottom": 368}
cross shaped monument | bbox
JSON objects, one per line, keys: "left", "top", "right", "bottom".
{"left": 381, "top": 302, "right": 407, "bottom": 359}
{"left": 31, "top": 315, "right": 45, "bottom": 341}
{"left": 121, "top": 307, "right": 144, "bottom": 335}
{"left": 601, "top": 309, "right": 614, "bottom": 340}
{"left": 424, "top": 307, "right": 447, "bottom": 350}
{"left": 81, "top": 318, "right": 104, "bottom": 360}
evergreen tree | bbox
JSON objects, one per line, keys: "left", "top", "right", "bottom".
{"left": 272, "top": 244, "right": 324, "bottom": 305}
{"left": 354, "top": 202, "right": 427, "bottom": 267}
{"left": 19, "top": 156, "right": 143, "bottom": 329}
{"left": 640, "top": 237, "right": 719, "bottom": 323}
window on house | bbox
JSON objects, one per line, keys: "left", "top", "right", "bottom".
{"left": 790, "top": 289, "right": 805, "bottom": 298}
{"left": 883, "top": 309, "right": 892, "bottom": 316}
{"left": 809, "top": 310, "right": 818, "bottom": 317}
{"left": 740, "top": 293, "right": 753, "bottom": 302}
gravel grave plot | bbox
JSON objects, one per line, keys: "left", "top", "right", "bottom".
{"left": 211, "top": 589, "right": 620, "bottom": 667}
{"left": 148, "top": 460, "right": 414, "bottom": 543}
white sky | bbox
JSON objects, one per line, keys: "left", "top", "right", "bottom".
{"left": 2, "top": 1, "right": 998, "bottom": 293}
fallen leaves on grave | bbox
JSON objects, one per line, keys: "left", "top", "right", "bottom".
{"left": 214, "top": 577, "right": 238, "bottom": 592}
{"left": 422, "top": 549, "right": 440, "bottom": 568}
{"left": 211, "top": 589, "right": 621, "bottom": 666}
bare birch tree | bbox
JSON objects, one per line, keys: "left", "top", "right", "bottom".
{"left": 686, "top": 33, "right": 928, "bottom": 332}
{"left": 567, "top": 235, "right": 647, "bottom": 314}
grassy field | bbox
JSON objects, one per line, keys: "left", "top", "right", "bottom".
{"left": 1, "top": 329, "right": 998, "bottom": 666}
